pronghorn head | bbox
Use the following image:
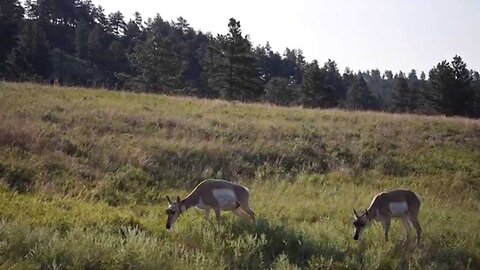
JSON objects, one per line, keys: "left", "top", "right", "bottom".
{"left": 352, "top": 208, "right": 370, "bottom": 241}
{"left": 165, "top": 195, "right": 185, "bottom": 230}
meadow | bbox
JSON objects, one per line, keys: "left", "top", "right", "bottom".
{"left": 0, "top": 82, "right": 479, "bottom": 269}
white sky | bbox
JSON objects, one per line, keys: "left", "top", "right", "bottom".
{"left": 94, "top": 0, "right": 479, "bottom": 74}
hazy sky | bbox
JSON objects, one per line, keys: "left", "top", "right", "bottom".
{"left": 94, "top": 0, "right": 479, "bottom": 74}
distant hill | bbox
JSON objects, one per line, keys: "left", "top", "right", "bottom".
{"left": 0, "top": 82, "right": 479, "bottom": 269}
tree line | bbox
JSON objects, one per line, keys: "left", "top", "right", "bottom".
{"left": 1, "top": 0, "right": 480, "bottom": 118}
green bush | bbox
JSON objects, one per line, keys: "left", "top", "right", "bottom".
{"left": 2, "top": 166, "right": 35, "bottom": 193}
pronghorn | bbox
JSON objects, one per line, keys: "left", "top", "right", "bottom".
{"left": 165, "top": 179, "right": 255, "bottom": 230}
{"left": 352, "top": 189, "right": 422, "bottom": 246}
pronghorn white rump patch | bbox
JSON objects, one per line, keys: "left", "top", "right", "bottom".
{"left": 389, "top": 202, "right": 408, "bottom": 216}
{"left": 212, "top": 189, "right": 237, "bottom": 208}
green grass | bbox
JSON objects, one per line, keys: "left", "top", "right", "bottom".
{"left": 0, "top": 82, "right": 479, "bottom": 269}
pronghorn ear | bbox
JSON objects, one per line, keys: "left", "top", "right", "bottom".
{"left": 353, "top": 208, "right": 359, "bottom": 218}
{"left": 176, "top": 196, "right": 181, "bottom": 203}
{"left": 166, "top": 195, "right": 172, "bottom": 204}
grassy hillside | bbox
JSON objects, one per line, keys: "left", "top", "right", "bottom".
{"left": 0, "top": 82, "right": 479, "bottom": 269}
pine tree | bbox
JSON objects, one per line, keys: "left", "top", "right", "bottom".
{"left": 128, "top": 16, "right": 182, "bottom": 92}
{"left": 91, "top": 5, "right": 109, "bottom": 31}
{"left": 347, "top": 74, "right": 378, "bottom": 110}
{"left": 0, "top": 0, "right": 24, "bottom": 75}
{"left": 87, "top": 24, "right": 107, "bottom": 65}
{"left": 420, "top": 71, "right": 426, "bottom": 81}
{"left": 342, "top": 68, "right": 355, "bottom": 90}
{"left": 254, "top": 42, "right": 286, "bottom": 83}
{"left": 451, "top": 55, "right": 473, "bottom": 115}
{"left": 6, "top": 21, "right": 51, "bottom": 80}
{"left": 391, "top": 72, "right": 410, "bottom": 112}
{"left": 366, "top": 69, "right": 385, "bottom": 105}
{"left": 265, "top": 77, "right": 294, "bottom": 106}
{"left": 173, "top": 16, "right": 192, "bottom": 34}
{"left": 299, "top": 61, "right": 321, "bottom": 107}
{"left": 75, "top": 0, "right": 96, "bottom": 25}
{"left": 209, "top": 18, "right": 263, "bottom": 101}
{"left": 424, "top": 56, "right": 473, "bottom": 116}
{"left": 283, "top": 48, "right": 306, "bottom": 84}
{"left": 406, "top": 69, "right": 420, "bottom": 111}
{"left": 472, "top": 71, "right": 480, "bottom": 117}
{"left": 473, "top": 82, "right": 480, "bottom": 118}
{"left": 299, "top": 60, "right": 337, "bottom": 108}
{"left": 108, "top": 11, "right": 126, "bottom": 36}
{"left": 75, "top": 19, "right": 89, "bottom": 59}
{"left": 322, "top": 59, "right": 346, "bottom": 102}
{"left": 124, "top": 12, "right": 145, "bottom": 54}
{"left": 203, "top": 35, "right": 227, "bottom": 98}
{"left": 108, "top": 40, "right": 127, "bottom": 71}
{"left": 425, "top": 60, "right": 456, "bottom": 115}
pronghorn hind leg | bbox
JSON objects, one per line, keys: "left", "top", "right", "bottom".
{"left": 409, "top": 214, "right": 422, "bottom": 246}
{"left": 400, "top": 216, "right": 411, "bottom": 244}
{"left": 214, "top": 208, "right": 222, "bottom": 224}
{"left": 238, "top": 201, "right": 255, "bottom": 222}
{"left": 381, "top": 218, "right": 391, "bottom": 242}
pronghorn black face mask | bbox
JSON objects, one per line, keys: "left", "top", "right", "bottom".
{"left": 165, "top": 195, "right": 183, "bottom": 230}
{"left": 353, "top": 209, "right": 369, "bottom": 240}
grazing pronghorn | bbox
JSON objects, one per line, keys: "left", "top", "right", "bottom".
{"left": 352, "top": 189, "right": 422, "bottom": 246}
{"left": 165, "top": 179, "right": 255, "bottom": 230}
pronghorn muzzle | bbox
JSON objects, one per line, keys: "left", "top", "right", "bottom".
{"left": 166, "top": 216, "right": 171, "bottom": 230}
{"left": 166, "top": 209, "right": 176, "bottom": 230}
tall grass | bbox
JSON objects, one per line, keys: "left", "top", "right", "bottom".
{"left": 0, "top": 82, "right": 479, "bottom": 269}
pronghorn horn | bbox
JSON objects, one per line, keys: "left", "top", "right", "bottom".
{"left": 176, "top": 196, "right": 181, "bottom": 203}
{"left": 166, "top": 195, "right": 172, "bottom": 204}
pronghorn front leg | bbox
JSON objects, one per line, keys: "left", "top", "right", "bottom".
{"left": 381, "top": 218, "right": 391, "bottom": 242}
{"left": 232, "top": 208, "right": 250, "bottom": 222}
{"left": 204, "top": 209, "right": 211, "bottom": 221}
{"left": 239, "top": 201, "right": 256, "bottom": 222}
